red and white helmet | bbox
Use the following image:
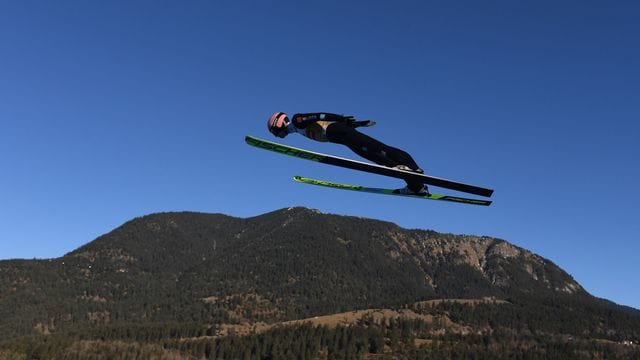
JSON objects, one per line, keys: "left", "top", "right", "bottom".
{"left": 267, "top": 112, "right": 290, "bottom": 137}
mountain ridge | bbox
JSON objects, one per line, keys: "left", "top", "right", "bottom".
{"left": 1, "top": 207, "right": 639, "bottom": 358}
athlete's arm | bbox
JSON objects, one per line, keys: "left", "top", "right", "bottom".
{"left": 291, "top": 113, "right": 352, "bottom": 128}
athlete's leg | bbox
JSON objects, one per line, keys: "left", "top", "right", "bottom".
{"left": 327, "top": 123, "right": 421, "bottom": 168}
{"left": 326, "top": 122, "right": 390, "bottom": 164}
{"left": 326, "top": 123, "right": 425, "bottom": 192}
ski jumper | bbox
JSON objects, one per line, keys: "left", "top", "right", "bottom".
{"left": 289, "top": 113, "right": 424, "bottom": 192}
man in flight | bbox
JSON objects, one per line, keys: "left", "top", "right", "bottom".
{"left": 267, "top": 111, "right": 428, "bottom": 195}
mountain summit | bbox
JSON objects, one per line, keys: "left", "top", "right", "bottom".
{"left": 1, "top": 207, "right": 639, "bottom": 358}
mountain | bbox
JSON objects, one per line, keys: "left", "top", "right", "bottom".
{"left": 1, "top": 207, "right": 639, "bottom": 359}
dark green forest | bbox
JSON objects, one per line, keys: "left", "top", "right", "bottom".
{"left": 3, "top": 313, "right": 639, "bottom": 359}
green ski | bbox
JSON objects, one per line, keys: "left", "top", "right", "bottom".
{"left": 245, "top": 135, "right": 493, "bottom": 197}
{"left": 293, "top": 176, "right": 492, "bottom": 206}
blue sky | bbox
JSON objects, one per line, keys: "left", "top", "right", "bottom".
{"left": 1, "top": 1, "right": 639, "bottom": 309}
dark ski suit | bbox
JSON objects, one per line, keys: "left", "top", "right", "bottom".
{"left": 287, "top": 113, "right": 424, "bottom": 192}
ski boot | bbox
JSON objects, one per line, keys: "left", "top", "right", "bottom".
{"left": 392, "top": 165, "right": 429, "bottom": 195}
{"left": 395, "top": 184, "right": 430, "bottom": 196}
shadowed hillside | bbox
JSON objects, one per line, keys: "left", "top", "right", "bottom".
{"left": 1, "top": 207, "right": 639, "bottom": 358}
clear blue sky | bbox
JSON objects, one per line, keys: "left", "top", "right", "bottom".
{"left": 1, "top": 1, "right": 639, "bottom": 309}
